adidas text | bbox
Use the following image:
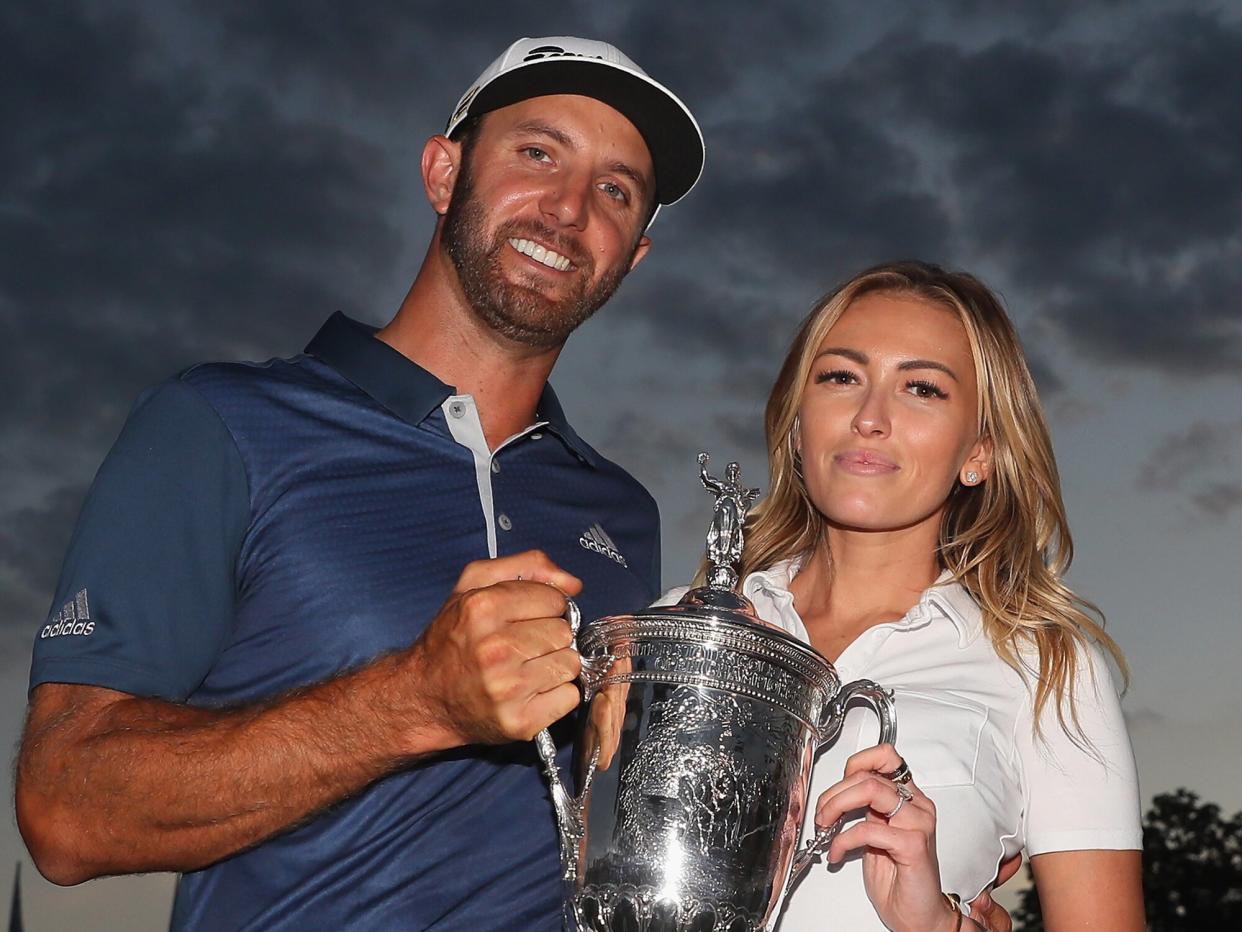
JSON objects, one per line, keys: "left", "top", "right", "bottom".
{"left": 579, "top": 524, "right": 627, "bottom": 567}
{"left": 41, "top": 589, "right": 95, "bottom": 639}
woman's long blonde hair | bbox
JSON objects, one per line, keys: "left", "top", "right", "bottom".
{"left": 742, "top": 260, "right": 1127, "bottom": 737}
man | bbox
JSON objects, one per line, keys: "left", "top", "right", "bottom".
{"left": 16, "top": 36, "right": 703, "bottom": 929}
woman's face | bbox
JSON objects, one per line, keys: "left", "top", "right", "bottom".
{"left": 796, "top": 291, "right": 991, "bottom": 535}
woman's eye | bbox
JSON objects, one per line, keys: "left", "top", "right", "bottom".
{"left": 907, "top": 379, "right": 948, "bottom": 399}
{"left": 814, "top": 369, "right": 856, "bottom": 385}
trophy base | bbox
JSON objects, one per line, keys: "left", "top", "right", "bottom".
{"left": 573, "top": 883, "right": 763, "bottom": 932}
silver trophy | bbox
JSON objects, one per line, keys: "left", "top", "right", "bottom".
{"left": 535, "top": 454, "right": 898, "bottom": 931}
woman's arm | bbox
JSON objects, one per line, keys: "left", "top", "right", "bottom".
{"left": 1030, "top": 849, "right": 1145, "bottom": 931}
{"left": 1014, "top": 641, "right": 1145, "bottom": 930}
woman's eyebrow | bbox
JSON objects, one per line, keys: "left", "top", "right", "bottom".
{"left": 813, "top": 348, "right": 960, "bottom": 382}
{"left": 813, "top": 347, "right": 868, "bottom": 365}
{"left": 898, "top": 359, "right": 959, "bottom": 382}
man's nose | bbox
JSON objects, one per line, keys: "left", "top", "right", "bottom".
{"left": 539, "top": 174, "right": 590, "bottom": 230}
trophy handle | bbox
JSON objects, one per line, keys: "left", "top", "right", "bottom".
{"left": 788, "top": 679, "right": 899, "bottom": 883}
{"left": 816, "top": 679, "right": 897, "bottom": 748}
{"left": 533, "top": 597, "right": 596, "bottom": 885}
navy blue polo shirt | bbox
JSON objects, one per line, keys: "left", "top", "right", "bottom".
{"left": 30, "top": 312, "right": 661, "bottom": 930}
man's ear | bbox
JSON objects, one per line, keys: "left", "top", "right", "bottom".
{"left": 422, "top": 135, "right": 460, "bottom": 216}
{"left": 628, "top": 235, "right": 652, "bottom": 272}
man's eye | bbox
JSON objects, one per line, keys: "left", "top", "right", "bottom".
{"left": 601, "top": 182, "right": 627, "bottom": 201}
{"left": 524, "top": 147, "right": 549, "bottom": 162}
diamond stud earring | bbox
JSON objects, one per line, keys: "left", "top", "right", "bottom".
{"left": 964, "top": 471, "right": 980, "bottom": 485}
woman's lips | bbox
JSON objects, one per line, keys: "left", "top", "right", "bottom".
{"left": 833, "top": 449, "right": 899, "bottom": 475}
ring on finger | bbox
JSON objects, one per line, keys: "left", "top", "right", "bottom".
{"left": 883, "top": 782, "right": 914, "bottom": 820}
{"left": 888, "top": 760, "right": 913, "bottom": 785}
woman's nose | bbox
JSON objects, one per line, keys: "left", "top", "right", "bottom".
{"left": 851, "top": 389, "right": 891, "bottom": 437}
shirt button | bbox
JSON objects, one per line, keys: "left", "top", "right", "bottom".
{"left": 491, "top": 460, "right": 501, "bottom": 474}
{"left": 497, "top": 513, "right": 513, "bottom": 531}
{"left": 530, "top": 431, "right": 543, "bottom": 440}
{"left": 448, "top": 401, "right": 466, "bottom": 418}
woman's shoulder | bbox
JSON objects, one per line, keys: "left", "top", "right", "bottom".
{"left": 651, "top": 585, "right": 690, "bottom": 608}
{"left": 931, "top": 579, "right": 1122, "bottom": 688}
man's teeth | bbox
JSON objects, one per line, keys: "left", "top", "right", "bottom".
{"left": 509, "top": 238, "right": 572, "bottom": 271}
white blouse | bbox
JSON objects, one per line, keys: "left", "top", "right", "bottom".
{"left": 660, "top": 560, "right": 1141, "bottom": 929}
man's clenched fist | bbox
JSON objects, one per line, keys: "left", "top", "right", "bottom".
{"left": 404, "top": 550, "right": 584, "bottom": 749}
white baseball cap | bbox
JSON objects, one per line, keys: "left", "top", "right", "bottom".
{"left": 446, "top": 36, "right": 705, "bottom": 207}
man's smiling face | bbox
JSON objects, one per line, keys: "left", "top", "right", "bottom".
{"left": 441, "top": 94, "right": 655, "bottom": 349}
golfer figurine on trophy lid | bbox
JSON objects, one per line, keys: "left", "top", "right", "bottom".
{"left": 697, "top": 452, "right": 759, "bottom": 591}
{"left": 533, "top": 454, "right": 902, "bottom": 931}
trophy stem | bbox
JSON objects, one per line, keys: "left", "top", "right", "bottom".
{"left": 534, "top": 727, "right": 584, "bottom": 884}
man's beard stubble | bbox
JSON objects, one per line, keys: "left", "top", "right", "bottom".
{"left": 441, "top": 165, "right": 637, "bottom": 350}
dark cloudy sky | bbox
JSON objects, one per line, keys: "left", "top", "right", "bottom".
{"left": 4, "top": 1, "right": 1241, "bottom": 925}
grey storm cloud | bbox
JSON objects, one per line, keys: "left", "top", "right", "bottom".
{"left": 1137, "top": 419, "right": 1242, "bottom": 490}
{"left": 1, "top": 2, "right": 401, "bottom": 629}
{"left": 1, "top": 3, "right": 399, "bottom": 423}
{"left": 836, "top": 12, "right": 1242, "bottom": 373}
{"left": 1189, "top": 482, "right": 1242, "bottom": 520}
{"left": 0, "top": 484, "right": 87, "bottom": 639}
{"left": 1136, "top": 417, "right": 1242, "bottom": 520}
{"left": 611, "top": 6, "right": 1242, "bottom": 388}
{"left": 202, "top": 0, "right": 512, "bottom": 117}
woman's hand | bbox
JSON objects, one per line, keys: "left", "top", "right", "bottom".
{"left": 967, "top": 853, "right": 1021, "bottom": 932}
{"left": 814, "top": 743, "right": 961, "bottom": 932}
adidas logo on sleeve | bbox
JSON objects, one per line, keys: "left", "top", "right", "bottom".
{"left": 41, "top": 589, "right": 95, "bottom": 638}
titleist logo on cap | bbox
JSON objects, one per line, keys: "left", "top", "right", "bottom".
{"left": 522, "top": 45, "right": 607, "bottom": 63}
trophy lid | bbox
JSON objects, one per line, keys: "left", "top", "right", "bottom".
{"left": 579, "top": 453, "right": 837, "bottom": 686}
{"left": 643, "top": 453, "right": 793, "bottom": 636}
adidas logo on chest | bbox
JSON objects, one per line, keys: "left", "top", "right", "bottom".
{"left": 579, "top": 523, "right": 627, "bottom": 567}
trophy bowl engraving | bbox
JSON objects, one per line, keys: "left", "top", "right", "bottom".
{"left": 534, "top": 456, "right": 896, "bottom": 931}
{"left": 572, "top": 610, "right": 838, "bottom": 931}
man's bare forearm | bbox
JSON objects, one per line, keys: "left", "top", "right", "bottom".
{"left": 18, "top": 551, "right": 583, "bottom": 886}
{"left": 17, "top": 646, "right": 451, "bottom": 884}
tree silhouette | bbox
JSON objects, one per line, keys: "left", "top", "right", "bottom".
{"left": 1011, "top": 789, "right": 1242, "bottom": 929}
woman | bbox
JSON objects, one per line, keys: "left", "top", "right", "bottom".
{"left": 733, "top": 262, "right": 1144, "bottom": 930}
